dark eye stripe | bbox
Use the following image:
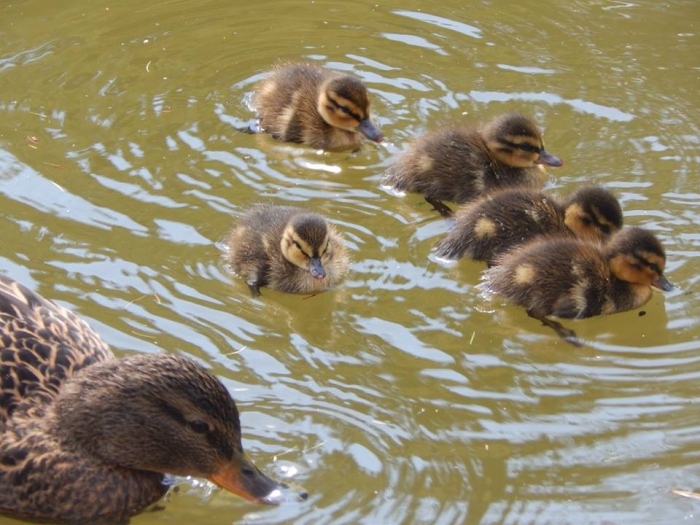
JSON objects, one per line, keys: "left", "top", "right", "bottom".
{"left": 327, "top": 96, "right": 362, "bottom": 121}
{"left": 158, "top": 400, "right": 187, "bottom": 425}
{"left": 584, "top": 216, "right": 610, "bottom": 231}
{"left": 634, "top": 255, "right": 662, "bottom": 275}
{"left": 647, "top": 261, "right": 662, "bottom": 274}
{"left": 292, "top": 239, "right": 313, "bottom": 258}
{"left": 501, "top": 139, "right": 541, "bottom": 153}
{"left": 313, "top": 242, "right": 329, "bottom": 258}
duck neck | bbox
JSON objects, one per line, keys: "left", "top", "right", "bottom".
{"left": 0, "top": 421, "right": 167, "bottom": 524}
{"left": 0, "top": 400, "right": 168, "bottom": 524}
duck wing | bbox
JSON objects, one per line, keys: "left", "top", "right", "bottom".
{"left": 0, "top": 276, "right": 114, "bottom": 423}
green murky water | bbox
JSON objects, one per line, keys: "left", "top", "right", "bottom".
{"left": 1, "top": 1, "right": 698, "bottom": 523}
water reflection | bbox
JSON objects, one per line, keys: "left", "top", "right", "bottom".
{"left": 1, "top": 0, "right": 699, "bottom": 523}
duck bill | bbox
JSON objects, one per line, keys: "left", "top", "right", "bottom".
{"left": 357, "top": 118, "right": 383, "bottom": 142}
{"left": 535, "top": 149, "right": 563, "bottom": 167}
{"left": 652, "top": 274, "right": 674, "bottom": 292}
{"left": 207, "top": 451, "right": 288, "bottom": 505}
{"left": 308, "top": 257, "right": 326, "bottom": 280}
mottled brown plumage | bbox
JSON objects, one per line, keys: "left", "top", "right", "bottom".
{"left": 0, "top": 276, "right": 303, "bottom": 524}
{"left": 225, "top": 204, "right": 350, "bottom": 296}
{"left": 254, "top": 62, "right": 382, "bottom": 150}
{"left": 479, "top": 227, "right": 674, "bottom": 344}
{"left": 434, "top": 185, "right": 623, "bottom": 264}
{"left": 382, "top": 113, "right": 563, "bottom": 217}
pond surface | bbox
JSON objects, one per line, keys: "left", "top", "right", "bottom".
{"left": 1, "top": 0, "right": 698, "bottom": 524}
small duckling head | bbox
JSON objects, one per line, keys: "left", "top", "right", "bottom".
{"left": 282, "top": 213, "right": 334, "bottom": 279}
{"left": 564, "top": 185, "right": 624, "bottom": 242}
{"left": 606, "top": 227, "right": 674, "bottom": 291}
{"left": 52, "top": 354, "right": 303, "bottom": 504}
{"left": 482, "top": 113, "right": 563, "bottom": 169}
{"left": 318, "top": 75, "right": 383, "bottom": 142}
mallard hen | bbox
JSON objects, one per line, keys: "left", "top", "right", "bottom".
{"left": 0, "top": 275, "right": 305, "bottom": 524}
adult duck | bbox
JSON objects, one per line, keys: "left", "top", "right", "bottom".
{"left": 0, "top": 275, "right": 305, "bottom": 524}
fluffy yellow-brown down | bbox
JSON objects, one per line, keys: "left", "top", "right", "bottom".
{"left": 226, "top": 204, "right": 350, "bottom": 296}
{"left": 434, "top": 185, "right": 623, "bottom": 264}
{"left": 479, "top": 227, "right": 674, "bottom": 343}
{"left": 0, "top": 276, "right": 304, "bottom": 525}
{"left": 254, "top": 62, "right": 382, "bottom": 150}
{"left": 383, "top": 113, "right": 563, "bottom": 216}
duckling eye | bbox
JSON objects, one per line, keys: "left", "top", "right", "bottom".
{"left": 600, "top": 224, "right": 611, "bottom": 235}
{"left": 339, "top": 105, "right": 351, "bottom": 115}
{"left": 188, "top": 420, "right": 210, "bottom": 434}
{"left": 518, "top": 143, "right": 540, "bottom": 154}
{"left": 580, "top": 217, "right": 593, "bottom": 226}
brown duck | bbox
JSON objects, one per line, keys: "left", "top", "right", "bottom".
{"left": 225, "top": 204, "right": 350, "bottom": 296}
{"left": 479, "top": 227, "right": 674, "bottom": 344}
{"left": 0, "top": 275, "right": 306, "bottom": 524}
{"left": 382, "top": 113, "right": 563, "bottom": 217}
{"left": 254, "top": 62, "right": 382, "bottom": 150}
{"left": 434, "top": 185, "right": 623, "bottom": 264}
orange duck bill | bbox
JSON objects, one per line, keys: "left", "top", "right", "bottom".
{"left": 208, "top": 451, "right": 308, "bottom": 504}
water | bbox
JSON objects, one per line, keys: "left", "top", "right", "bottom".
{"left": 1, "top": 0, "right": 698, "bottom": 523}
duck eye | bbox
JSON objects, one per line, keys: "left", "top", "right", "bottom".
{"left": 188, "top": 420, "right": 210, "bottom": 434}
{"left": 340, "top": 106, "right": 351, "bottom": 114}
{"left": 580, "top": 217, "right": 592, "bottom": 226}
{"left": 293, "top": 240, "right": 303, "bottom": 251}
{"left": 600, "top": 224, "right": 611, "bottom": 235}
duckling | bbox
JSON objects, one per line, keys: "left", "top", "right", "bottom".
{"left": 253, "top": 62, "right": 383, "bottom": 150}
{"left": 479, "top": 227, "right": 674, "bottom": 344}
{"left": 434, "top": 185, "right": 623, "bottom": 264}
{"left": 382, "top": 113, "right": 563, "bottom": 217}
{"left": 225, "top": 204, "right": 349, "bottom": 296}
{"left": 0, "top": 275, "right": 306, "bottom": 524}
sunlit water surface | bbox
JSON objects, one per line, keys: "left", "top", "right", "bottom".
{"left": 1, "top": 1, "right": 698, "bottom": 524}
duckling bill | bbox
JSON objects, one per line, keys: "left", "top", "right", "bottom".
{"left": 434, "top": 185, "right": 623, "bottom": 265}
{"left": 383, "top": 113, "right": 562, "bottom": 217}
{"left": 225, "top": 204, "right": 350, "bottom": 296}
{"left": 479, "top": 227, "right": 673, "bottom": 345}
{"left": 253, "top": 62, "right": 382, "bottom": 150}
{"left": 0, "top": 275, "right": 306, "bottom": 524}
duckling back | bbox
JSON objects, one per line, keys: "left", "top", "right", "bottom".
{"left": 434, "top": 188, "right": 567, "bottom": 262}
{"left": 382, "top": 113, "right": 562, "bottom": 216}
{"left": 0, "top": 276, "right": 113, "bottom": 424}
{"left": 479, "top": 227, "right": 671, "bottom": 320}
{"left": 434, "top": 185, "right": 623, "bottom": 263}
{"left": 254, "top": 63, "right": 382, "bottom": 150}
{"left": 225, "top": 204, "right": 349, "bottom": 295}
